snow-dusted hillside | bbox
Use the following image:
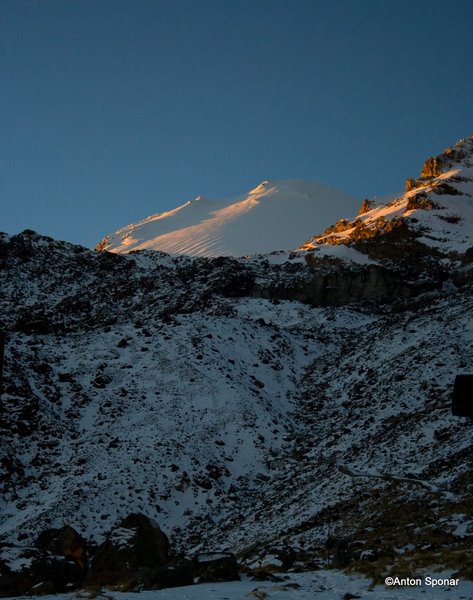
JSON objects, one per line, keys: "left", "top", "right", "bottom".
{"left": 98, "top": 180, "right": 358, "bottom": 257}
{"left": 1, "top": 228, "right": 473, "bottom": 580}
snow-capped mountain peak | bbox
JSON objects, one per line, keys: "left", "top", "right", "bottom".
{"left": 97, "top": 179, "right": 359, "bottom": 257}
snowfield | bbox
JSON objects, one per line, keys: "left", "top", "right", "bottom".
{"left": 98, "top": 179, "right": 359, "bottom": 257}
{"left": 1, "top": 570, "right": 472, "bottom": 600}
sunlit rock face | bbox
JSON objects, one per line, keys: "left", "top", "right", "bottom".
{"left": 402, "top": 138, "right": 473, "bottom": 192}
{"left": 420, "top": 156, "right": 445, "bottom": 179}
{"left": 301, "top": 135, "right": 473, "bottom": 261}
{"left": 405, "top": 177, "right": 423, "bottom": 192}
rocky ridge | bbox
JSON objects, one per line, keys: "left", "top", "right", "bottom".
{"left": 301, "top": 135, "right": 473, "bottom": 262}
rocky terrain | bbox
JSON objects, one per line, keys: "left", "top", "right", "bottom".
{"left": 1, "top": 137, "right": 473, "bottom": 595}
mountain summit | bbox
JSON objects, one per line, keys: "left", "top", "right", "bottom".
{"left": 97, "top": 179, "right": 358, "bottom": 257}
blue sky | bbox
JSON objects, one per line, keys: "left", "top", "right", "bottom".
{"left": 2, "top": 0, "right": 473, "bottom": 248}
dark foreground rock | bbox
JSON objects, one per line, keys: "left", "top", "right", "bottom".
{"left": 193, "top": 551, "right": 240, "bottom": 583}
{"left": 2, "top": 515, "right": 237, "bottom": 595}
{"left": 35, "top": 524, "right": 87, "bottom": 568}
{"left": 145, "top": 558, "right": 195, "bottom": 589}
{"left": 85, "top": 513, "right": 169, "bottom": 591}
{"left": 326, "top": 537, "right": 379, "bottom": 569}
{"left": 0, "top": 545, "right": 84, "bottom": 597}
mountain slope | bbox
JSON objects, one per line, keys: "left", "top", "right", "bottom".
{"left": 1, "top": 228, "right": 473, "bottom": 578}
{"left": 1, "top": 137, "right": 473, "bottom": 589}
{"left": 98, "top": 180, "right": 358, "bottom": 257}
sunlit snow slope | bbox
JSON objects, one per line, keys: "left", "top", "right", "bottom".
{"left": 99, "top": 180, "right": 358, "bottom": 257}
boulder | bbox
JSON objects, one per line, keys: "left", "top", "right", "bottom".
{"left": 193, "top": 551, "right": 239, "bottom": 583}
{"left": 85, "top": 513, "right": 169, "bottom": 591}
{"left": 35, "top": 525, "right": 87, "bottom": 568}
{"left": 146, "top": 558, "right": 194, "bottom": 589}
{"left": 326, "top": 537, "right": 379, "bottom": 568}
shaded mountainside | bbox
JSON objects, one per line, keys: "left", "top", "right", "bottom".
{"left": 1, "top": 229, "right": 473, "bottom": 581}
{"left": 1, "top": 137, "right": 473, "bottom": 589}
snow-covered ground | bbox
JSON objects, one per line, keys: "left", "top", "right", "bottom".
{"left": 2, "top": 570, "right": 470, "bottom": 600}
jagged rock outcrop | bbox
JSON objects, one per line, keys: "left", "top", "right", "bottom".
{"left": 303, "top": 135, "right": 473, "bottom": 266}
{"left": 420, "top": 138, "right": 473, "bottom": 179}
{"left": 405, "top": 177, "right": 423, "bottom": 192}
{"left": 358, "top": 199, "right": 375, "bottom": 215}
{"left": 420, "top": 155, "right": 445, "bottom": 179}
{"left": 406, "top": 136, "right": 473, "bottom": 191}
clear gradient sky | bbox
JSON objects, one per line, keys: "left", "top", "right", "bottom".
{"left": 2, "top": 0, "right": 473, "bottom": 249}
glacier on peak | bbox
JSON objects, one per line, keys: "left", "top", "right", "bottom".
{"left": 97, "top": 179, "right": 359, "bottom": 257}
